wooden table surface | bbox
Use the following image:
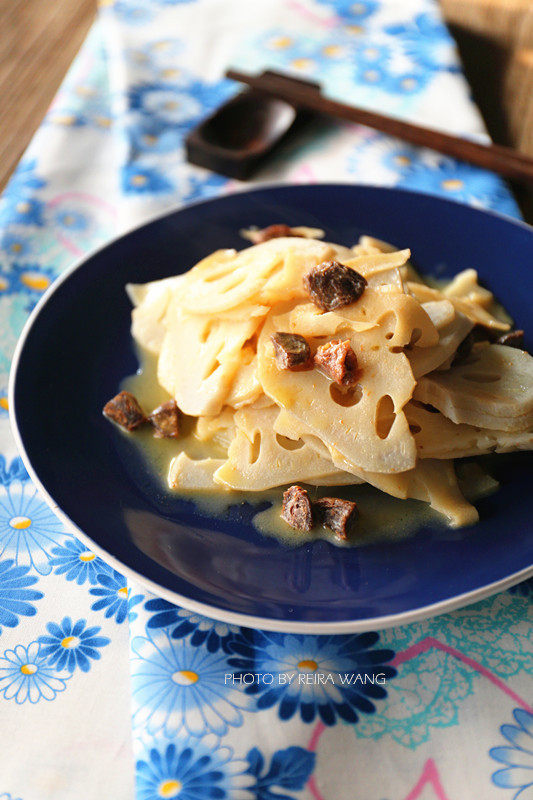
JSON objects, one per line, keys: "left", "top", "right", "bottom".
{"left": 1, "top": 0, "right": 532, "bottom": 218}
{"left": 0, "top": 0, "right": 96, "bottom": 192}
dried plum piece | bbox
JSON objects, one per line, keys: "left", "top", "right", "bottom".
{"left": 314, "top": 497, "right": 358, "bottom": 540}
{"left": 314, "top": 339, "right": 359, "bottom": 386}
{"left": 248, "top": 224, "right": 303, "bottom": 244}
{"left": 281, "top": 485, "right": 313, "bottom": 531}
{"left": 103, "top": 391, "right": 146, "bottom": 431}
{"left": 497, "top": 329, "right": 525, "bottom": 350}
{"left": 149, "top": 400, "right": 180, "bottom": 438}
{"left": 304, "top": 260, "right": 367, "bottom": 312}
{"left": 271, "top": 332, "right": 313, "bottom": 371}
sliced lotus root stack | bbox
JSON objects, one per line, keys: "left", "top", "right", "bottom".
{"left": 414, "top": 344, "right": 533, "bottom": 432}
{"left": 213, "top": 405, "right": 348, "bottom": 491}
{"left": 407, "top": 309, "right": 474, "bottom": 379}
{"left": 406, "top": 401, "right": 533, "bottom": 459}
{"left": 157, "top": 298, "right": 265, "bottom": 416}
{"left": 258, "top": 297, "right": 423, "bottom": 474}
{"left": 174, "top": 238, "right": 349, "bottom": 315}
{"left": 408, "top": 280, "right": 510, "bottom": 332}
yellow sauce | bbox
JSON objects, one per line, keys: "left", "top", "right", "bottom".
{"left": 120, "top": 348, "right": 496, "bottom": 548}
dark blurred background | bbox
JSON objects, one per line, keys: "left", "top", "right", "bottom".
{"left": 1, "top": 0, "right": 532, "bottom": 218}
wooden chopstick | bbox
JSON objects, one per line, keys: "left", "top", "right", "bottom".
{"left": 226, "top": 68, "right": 533, "bottom": 184}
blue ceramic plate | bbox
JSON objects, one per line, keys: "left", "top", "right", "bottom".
{"left": 9, "top": 184, "right": 533, "bottom": 632}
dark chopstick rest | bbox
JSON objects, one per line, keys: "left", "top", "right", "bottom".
{"left": 224, "top": 68, "right": 533, "bottom": 185}
{"left": 185, "top": 76, "right": 320, "bottom": 180}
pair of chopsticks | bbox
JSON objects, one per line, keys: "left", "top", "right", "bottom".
{"left": 226, "top": 69, "right": 533, "bottom": 184}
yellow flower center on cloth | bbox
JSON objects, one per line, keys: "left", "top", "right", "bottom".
{"left": 161, "top": 69, "right": 180, "bottom": 80}
{"left": 442, "top": 179, "right": 464, "bottom": 191}
{"left": 0, "top": 397, "right": 8, "bottom": 410}
{"left": 158, "top": 780, "right": 182, "bottom": 798}
{"left": 79, "top": 552, "right": 96, "bottom": 562}
{"left": 298, "top": 659, "right": 318, "bottom": 672}
{"left": 164, "top": 100, "right": 179, "bottom": 111}
{"left": 21, "top": 273, "right": 50, "bottom": 291}
{"left": 0, "top": 279, "right": 8, "bottom": 292}
{"left": 271, "top": 36, "right": 292, "bottom": 49}
{"left": 61, "top": 636, "right": 79, "bottom": 649}
{"left": 131, "top": 175, "right": 148, "bottom": 187}
{"left": 143, "top": 135, "right": 157, "bottom": 146}
{"left": 401, "top": 78, "right": 417, "bottom": 90}
{"left": 291, "top": 58, "right": 313, "bottom": 71}
{"left": 20, "top": 664, "right": 37, "bottom": 675}
{"left": 117, "top": 587, "right": 129, "bottom": 598}
{"left": 395, "top": 155, "right": 411, "bottom": 166}
{"left": 345, "top": 24, "right": 363, "bottom": 35}
{"left": 10, "top": 242, "right": 22, "bottom": 253}
{"left": 323, "top": 45, "right": 343, "bottom": 58}
{"left": 364, "top": 69, "right": 379, "bottom": 82}
{"left": 9, "top": 516, "right": 31, "bottom": 529}
{"left": 172, "top": 670, "right": 199, "bottom": 686}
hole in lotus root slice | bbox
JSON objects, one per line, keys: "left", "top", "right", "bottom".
{"left": 259, "top": 303, "right": 417, "bottom": 473}
{"left": 204, "top": 358, "right": 222, "bottom": 379}
{"left": 329, "top": 383, "right": 363, "bottom": 407}
{"left": 250, "top": 432, "right": 261, "bottom": 464}
{"left": 275, "top": 434, "right": 305, "bottom": 451}
{"left": 375, "top": 395, "right": 396, "bottom": 439}
{"left": 409, "top": 327, "right": 422, "bottom": 346}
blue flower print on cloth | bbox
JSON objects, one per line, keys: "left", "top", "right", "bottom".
{"left": 135, "top": 735, "right": 315, "bottom": 800}
{"left": 0, "top": 483, "right": 67, "bottom": 575}
{"left": 48, "top": 538, "right": 108, "bottom": 586}
{"left": 145, "top": 598, "right": 238, "bottom": 653}
{"left": 0, "top": 160, "right": 46, "bottom": 228}
{"left": 0, "top": 456, "right": 28, "bottom": 487}
{"left": 122, "top": 72, "right": 232, "bottom": 198}
{"left": 0, "top": 641, "right": 70, "bottom": 703}
{"left": 90, "top": 568, "right": 142, "bottom": 623}
{"left": 0, "top": 560, "right": 43, "bottom": 634}
{"left": 346, "top": 133, "right": 519, "bottom": 217}
{"left": 136, "top": 736, "right": 255, "bottom": 800}
{"left": 128, "top": 83, "right": 203, "bottom": 127}
{"left": 38, "top": 617, "right": 110, "bottom": 673}
{"left": 228, "top": 630, "right": 396, "bottom": 725}
{"left": 131, "top": 627, "right": 250, "bottom": 737}
{"left": 121, "top": 164, "right": 174, "bottom": 195}
{"left": 491, "top": 709, "right": 533, "bottom": 798}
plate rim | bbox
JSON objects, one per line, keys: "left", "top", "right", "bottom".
{"left": 8, "top": 182, "right": 533, "bottom": 633}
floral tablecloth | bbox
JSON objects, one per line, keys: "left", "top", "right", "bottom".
{"left": 0, "top": 2, "right": 531, "bottom": 799}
